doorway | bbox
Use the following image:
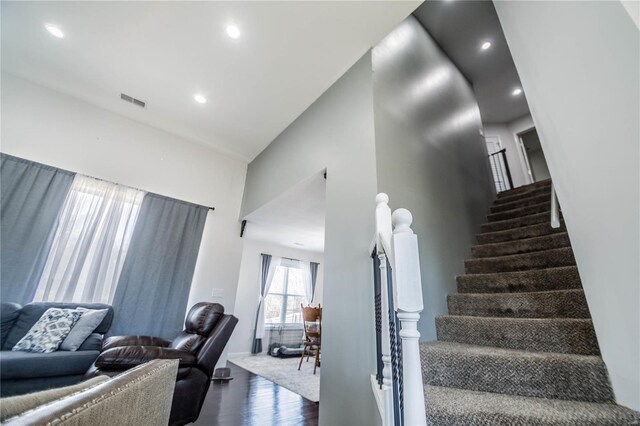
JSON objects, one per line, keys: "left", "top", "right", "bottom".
{"left": 518, "top": 128, "right": 550, "bottom": 182}
{"left": 226, "top": 171, "right": 326, "bottom": 404}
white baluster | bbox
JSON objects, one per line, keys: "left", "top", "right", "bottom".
{"left": 391, "top": 209, "right": 427, "bottom": 426}
{"left": 550, "top": 183, "right": 560, "bottom": 229}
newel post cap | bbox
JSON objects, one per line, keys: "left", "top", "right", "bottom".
{"left": 376, "top": 193, "right": 390, "bottom": 205}
{"left": 392, "top": 208, "right": 413, "bottom": 234}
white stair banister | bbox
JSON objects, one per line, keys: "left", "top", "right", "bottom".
{"left": 374, "top": 193, "right": 395, "bottom": 426}
{"left": 391, "top": 208, "right": 427, "bottom": 426}
{"left": 376, "top": 193, "right": 394, "bottom": 267}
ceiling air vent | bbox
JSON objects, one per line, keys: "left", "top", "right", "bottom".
{"left": 120, "top": 93, "right": 146, "bottom": 108}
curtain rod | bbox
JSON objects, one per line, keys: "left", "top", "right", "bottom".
{"left": 1, "top": 153, "right": 216, "bottom": 211}
{"left": 81, "top": 174, "right": 215, "bottom": 211}
{"left": 261, "top": 253, "right": 300, "bottom": 262}
{"left": 261, "top": 254, "right": 320, "bottom": 263}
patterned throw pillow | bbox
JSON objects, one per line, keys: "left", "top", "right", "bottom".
{"left": 12, "top": 308, "right": 83, "bottom": 353}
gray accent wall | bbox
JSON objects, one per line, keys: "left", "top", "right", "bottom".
{"left": 241, "top": 53, "right": 380, "bottom": 426}
{"left": 372, "top": 16, "right": 495, "bottom": 341}
{"left": 495, "top": 0, "right": 640, "bottom": 410}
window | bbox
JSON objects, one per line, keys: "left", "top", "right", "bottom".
{"left": 33, "top": 175, "right": 145, "bottom": 304}
{"left": 264, "top": 264, "right": 308, "bottom": 325}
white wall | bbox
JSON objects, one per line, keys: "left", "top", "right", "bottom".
{"left": 495, "top": 0, "right": 640, "bottom": 410}
{"left": 241, "top": 53, "right": 380, "bottom": 426}
{"left": 372, "top": 16, "right": 495, "bottom": 341}
{"left": 228, "top": 238, "right": 324, "bottom": 356}
{"left": 527, "top": 149, "right": 550, "bottom": 182}
{"left": 483, "top": 113, "right": 536, "bottom": 187}
{"left": 1, "top": 73, "right": 248, "bottom": 332}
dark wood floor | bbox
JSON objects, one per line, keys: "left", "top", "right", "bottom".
{"left": 194, "top": 362, "right": 319, "bottom": 426}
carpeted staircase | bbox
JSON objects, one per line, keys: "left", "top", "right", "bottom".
{"left": 420, "top": 179, "right": 640, "bottom": 425}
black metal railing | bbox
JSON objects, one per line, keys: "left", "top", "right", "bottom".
{"left": 372, "top": 248, "right": 403, "bottom": 426}
{"left": 488, "top": 149, "right": 514, "bottom": 193}
{"left": 372, "top": 251, "right": 383, "bottom": 388}
{"left": 386, "top": 258, "right": 403, "bottom": 426}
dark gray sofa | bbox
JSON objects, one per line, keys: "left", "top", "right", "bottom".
{"left": 0, "top": 302, "right": 114, "bottom": 396}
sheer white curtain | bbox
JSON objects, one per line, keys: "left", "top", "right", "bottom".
{"left": 299, "top": 261, "right": 313, "bottom": 304}
{"left": 33, "top": 175, "right": 145, "bottom": 303}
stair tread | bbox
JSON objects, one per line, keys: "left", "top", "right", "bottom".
{"left": 422, "top": 340, "right": 603, "bottom": 363}
{"left": 436, "top": 315, "right": 599, "bottom": 355}
{"left": 472, "top": 232, "right": 570, "bottom": 258}
{"left": 447, "top": 289, "right": 589, "bottom": 318}
{"left": 457, "top": 266, "right": 582, "bottom": 294}
{"left": 421, "top": 341, "right": 613, "bottom": 402}
{"left": 477, "top": 220, "right": 566, "bottom": 244}
{"left": 425, "top": 385, "right": 640, "bottom": 426}
{"left": 487, "top": 200, "right": 551, "bottom": 222}
{"left": 490, "top": 192, "right": 551, "bottom": 213}
{"left": 465, "top": 247, "right": 575, "bottom": 274}
{"left": 494, "top": 184, "right": 552, "bottom": 205}
{"left": 497, "top": 179, "right": 551, "bottom": 199}
{"left": 481, "top": 211, "right": 552, "bottom": 233}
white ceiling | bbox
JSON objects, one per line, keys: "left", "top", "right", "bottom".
{"left": 1, "top": 1, "right": 420, "bottom": 161}
{"left": 413, "top": 0, "right": 530, "bottom": 123}
{"left": 244, "top": 173, "right": 326, "bottom": 252}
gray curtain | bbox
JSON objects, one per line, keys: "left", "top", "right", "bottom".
{"left": 1, "top": 154, "right": 74, "bottom": 304}
{"left": 310, "top": 262, "right": 319, "bottom": 303}
{"left": 251, "top": 254, "right": 271, "bottom": 354}
{"left": 110, "top": 193, "right": 208, "bottom": 338}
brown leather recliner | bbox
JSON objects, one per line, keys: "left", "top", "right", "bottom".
{"left": 86, "top": 303, "right": 238, "bottom": 426}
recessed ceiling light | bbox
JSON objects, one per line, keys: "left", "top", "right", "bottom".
{"left": 481, "top": 41, "right": 491, "bottom": 51}
{"left": 226, "top": 24, "right": 241, "bottom": 39}
{"left": 512, "top": 88, "right": 523, "bottom": 96}
{"left": 45, "top": 24, "right": 64, "bottom": 39}
{"left": 193, "top": 94, "right": 207, "bottom": 104}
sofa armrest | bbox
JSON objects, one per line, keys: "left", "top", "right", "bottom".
{"left": 102, "top": 335, "right": 171, "bottom": 351}
{"left": 95, "top": 346, "right": 196, "bottom": 370}
{"left": 77, "top": 333, "right": 104, "bottom": 351}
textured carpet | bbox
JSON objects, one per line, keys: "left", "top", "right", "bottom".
{"left": 425, "top": 385, "right": 640, "bottom": 426}
{"left": 424, "top": 179, "right": 640, "bottom": 424}
{"left": 229, "top": 354, "right": 320, "bottom": 402}
{"left": 447, "top": 289, "right": 590, "bottom": 318}
{"left": 477, "top": 221, "right": 566, "bottom": 245}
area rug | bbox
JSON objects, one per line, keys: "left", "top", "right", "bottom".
{"left": 229, "top": 354, "right": 320, "bottom": 402}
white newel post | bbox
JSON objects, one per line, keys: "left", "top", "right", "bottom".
{"left": 375, "top": 194, "right": 395, "bottom": 426}
{"left": 391, "top": 208, "right": 427, "bottom": 426}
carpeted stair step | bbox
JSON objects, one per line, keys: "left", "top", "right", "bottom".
{"left": 424, "top": 385, "right": 640, "bottom": 426}
{"left": 465, "top": 247, "right": 575, "bottom": 274}
{"left": 494, "top": 184, "right": 552, "bottom": 205}
{"left": 477, "top": 220, "right": 566, "bottom": 244}
{"left": 488, "top": 201, "right": 551, "bottom": 222}
{"left": 456, "top": 266, "right": 582, "bottom": 294}
{"left": 497, "top": 179, "right": 551, "bottom": 199}
{"left": 435, "top": 316, "right": 599, "bottom": 355}
{"left": 420, "top": 341, "right": 613, "bottom": 402}
{"left": 447, "top": 289, "right": 589, "bottom": 318}
{"left": 481, "top": 211, "right": 553, "bottom": 233}
{"left": 471, "top": 233, "right": 571, "bottom": 258}
{"left": 490, "top": 192, "right": 551, "bottom": 213}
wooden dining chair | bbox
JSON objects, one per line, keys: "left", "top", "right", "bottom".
{"left": 298, "top": 304, "right": 322, "bottom": 375}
